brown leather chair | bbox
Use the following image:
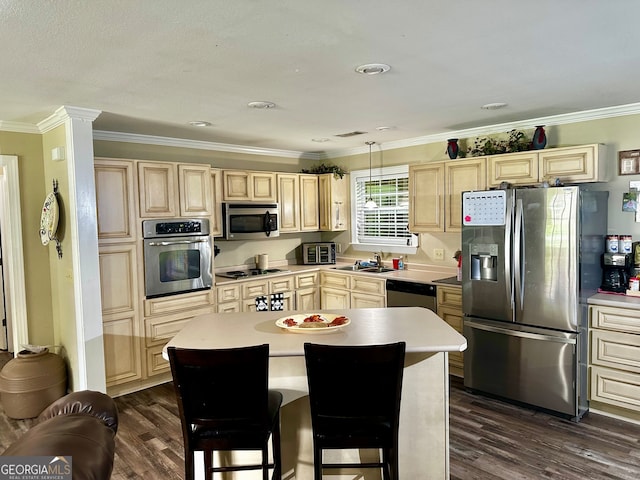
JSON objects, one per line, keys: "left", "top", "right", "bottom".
{"left": 168, "top": 344, "right": 282, "bottom": 480}
{"left": 304, "top": 342, "right": 406, "bottom": 480}
{"left": 2, "top": 390, "right": 118, "bottom": 480}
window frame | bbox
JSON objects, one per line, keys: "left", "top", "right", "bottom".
{"left": 349, "top": 164, "right": 418, "bottom": 254}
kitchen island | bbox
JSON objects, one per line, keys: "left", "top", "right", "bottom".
{"left": 163, "top": 307, "right": 467, "bottom": 479}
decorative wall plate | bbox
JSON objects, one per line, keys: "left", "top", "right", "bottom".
{"left": 40, "top": 191, "right": 59, "bottom": 246}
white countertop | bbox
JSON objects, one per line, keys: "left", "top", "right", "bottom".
{"left": 214, "top": 262, "right": 460, "bottom": 287}
{"left": 588, "top": 292, "right": 640, "bottom": 310}
{"left": 163, "top": 307, "right": 467, "bottom": 358}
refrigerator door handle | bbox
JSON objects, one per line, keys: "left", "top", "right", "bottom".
{"left": 514, "top": 198, "right": 524, "bottom": 310}
{"left": 465, "top": 320, "right": 577, "bottom": 345}
{"left": 504, "top": 193, "right": 513, "bottom": 307}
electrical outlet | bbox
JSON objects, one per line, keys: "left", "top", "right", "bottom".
{"left": 434, "top": 248, "right": 444, "bottom": 260}
{"left": 336, "top": 243, "right": 342, "bottom": 253}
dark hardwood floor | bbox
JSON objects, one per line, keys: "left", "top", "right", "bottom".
{"left": 2, "top": 376, "right": 640, "bottom": 479}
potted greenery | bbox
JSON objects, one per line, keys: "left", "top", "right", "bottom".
{"left": 300, "top": 163, "right": 347, "bottom": 179}
{"left": 466, "top": 129, "right": 532, "bottom": 157}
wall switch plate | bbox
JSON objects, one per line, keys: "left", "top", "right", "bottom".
{"left": 434, "top": 248, "right": 444, "bottom": 260}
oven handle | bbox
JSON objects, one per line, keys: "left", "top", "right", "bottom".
{"left": 147, "top": 239, "right": 209, "bottom": 246}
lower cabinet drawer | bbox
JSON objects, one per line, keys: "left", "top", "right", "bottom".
{"left": 591, "top": 329, "right": 640, "bottom": 374}
{"left": 146, "top": 344, "right": 170, "bottom": 377}
{"left": 590, "top": 365, "right": 640, "bottom": 411}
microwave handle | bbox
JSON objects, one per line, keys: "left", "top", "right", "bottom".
{"left": 264, "top": 211, "right": 273, "bottom": 237}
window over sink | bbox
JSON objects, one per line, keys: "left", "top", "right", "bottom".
{"left": 349, "top": 165, "right": 418, "bottom": 253}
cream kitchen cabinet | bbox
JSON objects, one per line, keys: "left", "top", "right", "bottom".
{"left": 138, "top": 161, "right": 212, "bottom": 218}
{"left": 320, "top": 271, "right": 386, "bottom": 309}
{"left": 320, "top": 271, "right": 351, "bottom": 309}
{"left": 210, "top": 168, "right": 223, "bottom": 237}
{"left": 142, "top": 290, "right": 215, "bottom": 377}
{"left": 445, "top": 158, "right": 486, "bottom": 232}
{"left": 409, "top": 158, "right": 485, "bottom": 233}
{"left": 539, "top": 144, "right": 606, "bottom": 183}
{"left": 487, "top": 151, "right": 539, "bottom": 187}
{"left": 300, "top": 174, "right": 320, "bottom": 231}
{"left": 409, "top": 162, "right": 445, "bottom": 232}
{"left": 95, "top": 158, "right": 137, "bottom": 243}
{"left": 99, "top": 243, "right": 143, "bottom": 388}
{"left": 222, "top": 170, "right": 276, "bottom": 202}
{"left": 487, "top": 144, "right": 606, "bottom": 187}
{"left": 269, "top": 275, "right": 295, "bottom": 311}
{"left": 437, "top": 286, "right": 464, "bottom": 377}
{"left": 277, "top": 173, "right": 301, "bottom": 232}
{"left": 318, "top": 173, "right": 349, "bottom": 231}
{"left": 216, "top": 283, "right": 241, "bottom": 313}
{"left": 589, "top": 304, "right": 640, "bottom": 418}
{"left": 276, "top": 173, "right": 319, "bottom": 232}
{"left": 296, "top": 272, "right": 319, "bottom": 311}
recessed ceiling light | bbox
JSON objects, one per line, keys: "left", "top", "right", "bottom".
{"left": 376, "top": 126, "right": 396, "bottom": 131}
{"left": 481, "top": 102, "right": 508, "bottom": 110}
{"left": 312, "top": 138, "right": 330, "bottom": 143}
{"left": 188, "top": 120, "right": 212, "bottom": 127}
{"left": 248, "top": 101, "right": 276, "bottom": 109}
{"left": 355, "top": 63, "right": 391, "bottom": 75}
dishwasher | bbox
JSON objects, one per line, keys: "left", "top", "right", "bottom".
{"left": 386, "top": 279, "right": 437, "bottom": 312}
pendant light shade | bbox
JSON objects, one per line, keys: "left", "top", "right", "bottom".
{"left": 365, "top": 141, "right": 377, "bottom": 209}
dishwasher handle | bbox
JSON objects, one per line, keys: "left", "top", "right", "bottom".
{"left": 386, "top": 279, "right": 436, "bottom": 296}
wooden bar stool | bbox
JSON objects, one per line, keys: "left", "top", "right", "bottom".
{"left": 304, "top": 341, "right": 406, "bottom": 480}
{"left": 167, "top": 344, "right": 282, "bottom": 480}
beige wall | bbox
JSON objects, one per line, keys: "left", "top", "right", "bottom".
{"left": 0, "top": 131, "right": 54, "bottom": 347}
{"left": 41, "top": 125, "right": 79, "bottom": 379}
{"left": 327, "top": 115, "right": 640, "bottom": 268}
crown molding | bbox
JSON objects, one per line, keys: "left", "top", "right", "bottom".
{"left": 38, "top": 106, "right": 102, "bottom": 133}
{"left": 92, "top": 130, "right": 322, "bottom": 160}
{"left": 0, "top": 121, "right": 40, "bottom": 134}
{"left": 323, "top": 102, "right": 640, "bottom": 158}
{"left": 5, "top": 102, "right": 640, "bottom": 159}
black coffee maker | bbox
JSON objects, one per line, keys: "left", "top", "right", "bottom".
{"left": 601, "top": 253, "right": 632, "bottom": 293}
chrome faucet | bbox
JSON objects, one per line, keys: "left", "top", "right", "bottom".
{"left": 373, "top": 253, "right": 382, "bottom": 266}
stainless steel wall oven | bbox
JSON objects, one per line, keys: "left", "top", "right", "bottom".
{"left": 143, "top": 218, "right": 213, "bottom": 298}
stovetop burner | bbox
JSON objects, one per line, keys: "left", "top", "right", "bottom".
{"left": 217, "top": 268, "right": 290, "bottom": 279}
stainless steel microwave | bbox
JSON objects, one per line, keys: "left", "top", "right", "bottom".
{"left": 302, "top": 242, "right": 336, "bottom": 265}
{"left": 222, "top": 203, "right": 279, "bottom": 240}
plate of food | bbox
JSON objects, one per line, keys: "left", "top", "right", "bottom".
{"left": 275, "top": 313, "right": 350, "bottom": 333}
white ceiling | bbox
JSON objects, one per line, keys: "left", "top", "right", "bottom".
{"left": 2, "top": 0, "right": 640, "bottom": 157}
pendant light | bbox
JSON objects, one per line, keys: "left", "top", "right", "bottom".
{"left": 365, "top": 141, "right": 378, "bottom": 209}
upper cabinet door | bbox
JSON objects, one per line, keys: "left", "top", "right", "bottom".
{"left": 210, "top": 168, "right": 223, "bottom": 236}
{"left": 222, "top": 170, "right": 276, "bottom": 202}
{"left": 445, "top": 158, "right": 486, "bottom": 232}
{"left": 538, "top": 144, "right": 606, "bottom": 183}
{"left": 318, "top": 173, "right": 348, "bottom": 231}
{"left": 409, "top": 163, "right": 445, "bottom": 232}
{"left": 138, "top": 161, "right": 178, "bottom": 218}
{"left": 488, "top": 152, "right": 538, "bottom": 187}
{"left": 178, "top": 164, "right": 212, "bottom": 217}
{"left": 251, "top": 172, "right": 276, "bottom": 201}
{"left": 300, "top": 174, "right": 320, "bottom": 231}
{"left": 277, "top": 173, "right": 301, "bottom": 232}
{"left": 95, "top": 158, "right": 137, "bottom": 243}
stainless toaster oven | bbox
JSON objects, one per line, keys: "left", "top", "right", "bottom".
{"left": 302, "top": 242, "right": 336, "bottom": 265}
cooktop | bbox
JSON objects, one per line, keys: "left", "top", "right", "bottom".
{"left": 217, "top": 268, "right": 290, "bottom": 279}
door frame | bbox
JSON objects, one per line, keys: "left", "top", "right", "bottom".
{"left": 0, "top": 155, "right": 28, "bottom": 354}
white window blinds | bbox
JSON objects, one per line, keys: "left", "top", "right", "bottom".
{"left": 351, "top": 165, "right": 410, "bottom": 246}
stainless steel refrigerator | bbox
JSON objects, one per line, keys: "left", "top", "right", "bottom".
{"left": 461, "top": 186, "right": 608, "bottom": 420}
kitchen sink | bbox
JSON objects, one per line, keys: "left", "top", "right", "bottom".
{"left": 332, "top": 265, "right": 394, "bottom": 273}
{"left": 360, "top": 267, "right": 395, "bottom": 273}
{"left": 333, "top": 265, "right": 368, "bottom": 271}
